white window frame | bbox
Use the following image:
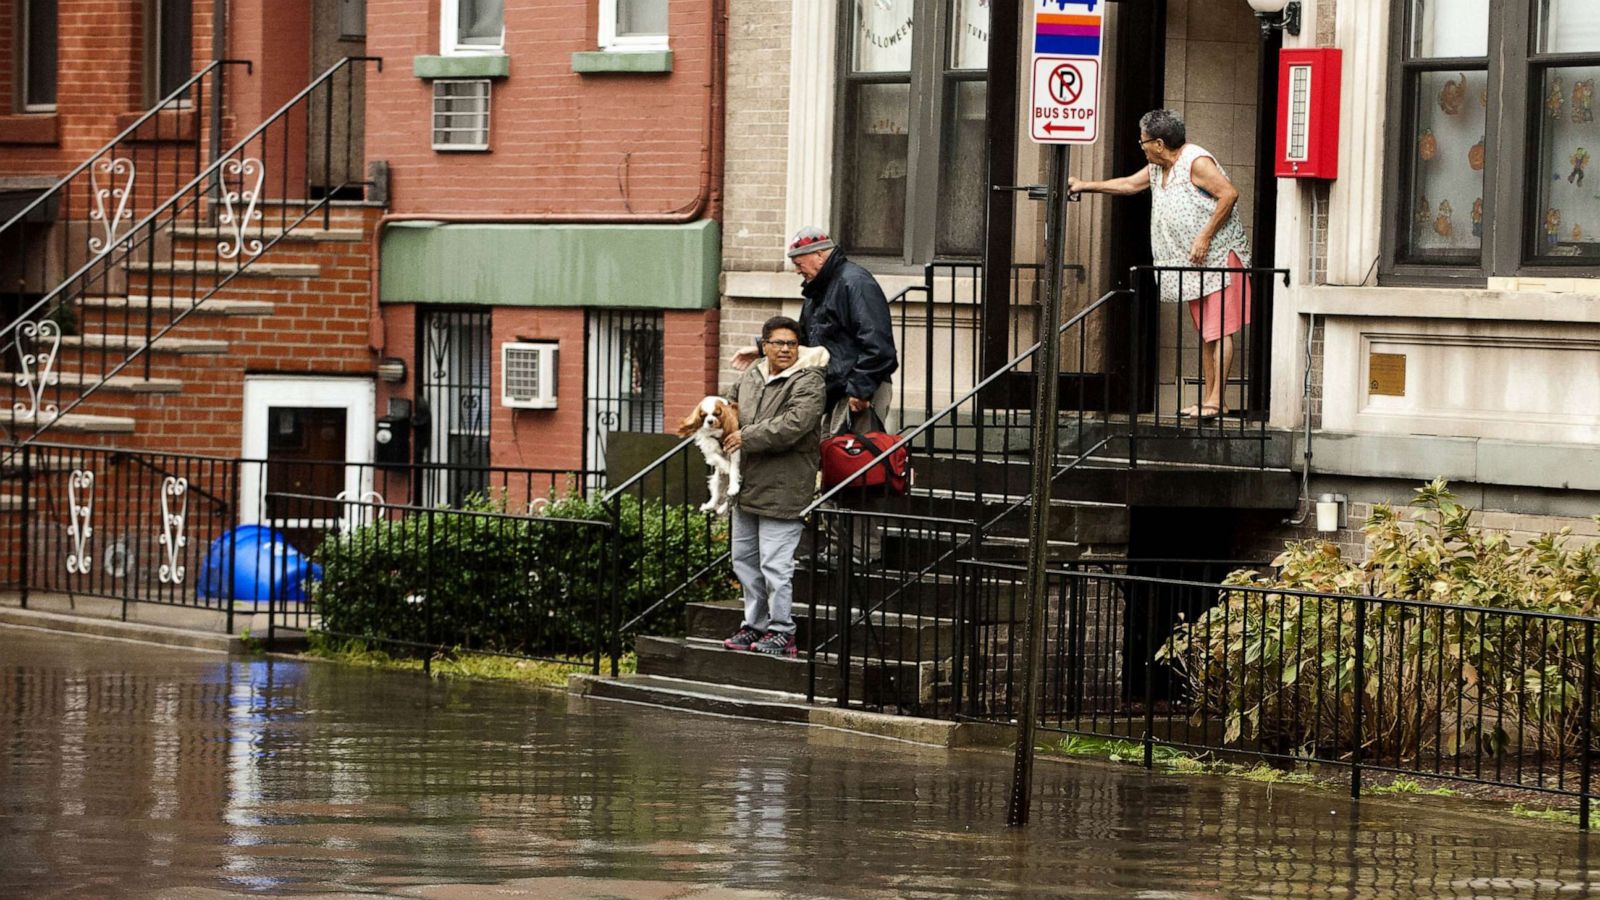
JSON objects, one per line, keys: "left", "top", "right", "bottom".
{"left": 20, "top": 0, "right": 57, "bottom": 113}
{"left": 598, "top": 0, "right": 669, "bottom": 52}
{"left": 439, "top": 0, "right": 504, "bottom": 56}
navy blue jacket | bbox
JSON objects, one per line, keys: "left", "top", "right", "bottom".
{"left": 797, "top": 252, "right": 898, "bottom": 407}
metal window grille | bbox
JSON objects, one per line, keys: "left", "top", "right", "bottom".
{"left": 1287, "top": 65, "right": 1312, "bottom": 161}
{"left": 420, "top": 310, "right": 492, "bottom": 506}
{"left": 584, "top": 310, "right": 665, "bottom": 477}
{"left": 432, "top": 80, "right": 491, "bottom": 151}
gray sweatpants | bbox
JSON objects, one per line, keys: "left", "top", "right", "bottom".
{"left": 731, "top": 505, "right": 805, "bottom": 636}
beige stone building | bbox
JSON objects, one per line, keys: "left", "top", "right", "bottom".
{"left": 720, "top": 0, "right": 1600, "bottom": 555}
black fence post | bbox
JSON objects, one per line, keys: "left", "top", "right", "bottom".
{"left": 18, "top": 444, "right": 31, "bottom": 610}
{"left": 1351, "top": 597, "right": 1366, "bottom": 802}
{"left": 1142, "top": 580, "right": 1156, "bottom": 769}
{"left": 836, "top": 513, "right": 854, "bottom": 709}
{"left": 1583, "top": 620, "right": 1594, "bottom": 831}
{"left": 423, "top": 507, "right": 435, "bottom": 677}
{"left": 606, "top": 511, "right": 621, "bottom": 677}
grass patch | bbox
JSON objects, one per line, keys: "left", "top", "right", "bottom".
{"left": 304, "top": 632, "right": 634, "bottom": 687}
{"left": 1510, "top": 803, "right": 1583, "bottom": 826}
{"left": 1369, "top": 777, "right": 1456, "bottom": 797}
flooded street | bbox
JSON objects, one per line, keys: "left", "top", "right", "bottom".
{"left": 1, "top": 627, "right": 1594, "bottom": 898}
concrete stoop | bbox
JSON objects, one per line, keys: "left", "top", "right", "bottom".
{"left": 568, "top": 672, "right": 1013, "bottom": 749}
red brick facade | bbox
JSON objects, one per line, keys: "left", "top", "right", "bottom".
{"left": 1, "top": 0, "right": 725, "bottom": 490}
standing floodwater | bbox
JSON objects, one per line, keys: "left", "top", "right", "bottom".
{"left": 0, "top": 628, "right": 1593, "bottom": 898}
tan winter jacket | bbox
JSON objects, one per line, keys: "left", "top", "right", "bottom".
{"left": 732, "top": 349, "right": 828, "bottom": 520}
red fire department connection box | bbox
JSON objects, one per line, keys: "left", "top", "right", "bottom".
{"left": 1275, "top": 49, "right": 1342, "bottom": 180}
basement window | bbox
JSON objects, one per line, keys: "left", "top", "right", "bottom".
{"left": 431, "top": 80, "right": 491, "bottom": 151}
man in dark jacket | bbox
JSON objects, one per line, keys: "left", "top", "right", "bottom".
{"left": 731, "top": 226, "right": 898, "bottom": 435}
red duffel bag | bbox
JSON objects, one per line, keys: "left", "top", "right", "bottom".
{"left": 820, "top": 413, "right": 912, "bottom": 495}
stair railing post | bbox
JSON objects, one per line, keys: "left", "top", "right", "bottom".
{"left": 1582, "top": 619, "right": 1594, "bottom": 831}
{"left": 1351, "top": 596, "right": 1366, "bottom": 802}
{"left": 1008, "top": 142, "right": 1070, "bottom": 828}
{"left": 836, "top": 512, "right": 854, "bottom": 709}
{"left": 18, "top": 444, "right": 32, "bottom": 609}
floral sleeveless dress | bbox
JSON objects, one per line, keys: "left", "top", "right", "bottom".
{"left": 1149, "top": 143, "right": 1251, "bottom": 304}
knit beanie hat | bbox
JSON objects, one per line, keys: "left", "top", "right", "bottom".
{"left": 786, "top": 226, "right": 837, "bottom": 258}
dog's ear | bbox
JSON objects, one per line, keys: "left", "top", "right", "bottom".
{"left": 719, "top": 401, "right": 739, "bottom": 433}
{"left": 675, "top": 406, "right": 703, "bottom": 437}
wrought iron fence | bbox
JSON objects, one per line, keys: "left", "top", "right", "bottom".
{"left": 958, "top": 559, "right": 1600, "bottom": 827}
{"left": 585, "top": 309, "right": 665, "bottom": 483}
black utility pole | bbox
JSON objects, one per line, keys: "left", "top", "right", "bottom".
{"left": 1006, "top": 142, "right": 1069, "bottom": 827}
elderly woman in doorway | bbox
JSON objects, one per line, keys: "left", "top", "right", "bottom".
{"left": 1069, "top": 108, "right": 1252, "bottom": 419}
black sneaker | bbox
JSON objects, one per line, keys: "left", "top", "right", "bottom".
{"left": 722, "top": 626, "right": 762, "bottom": 651}
{"left": 752, "top": 631, "right": 798, "bottom": 658}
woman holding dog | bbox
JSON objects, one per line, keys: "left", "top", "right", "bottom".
{"left": 718, "top": 316, "right": 827, "bottom": 658}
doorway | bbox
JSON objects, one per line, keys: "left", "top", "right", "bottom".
{"left": 308, "top": 0, "right": 368, "bottom": 198}
{"left": 240, "top": 376, "right": 375, "bottom": 554}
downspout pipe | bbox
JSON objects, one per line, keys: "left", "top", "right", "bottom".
{"left": 366, "top": 0, "right": 727, "bottom": 352}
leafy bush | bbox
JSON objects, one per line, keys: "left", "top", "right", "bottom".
{"left": 313, "top": 492, "right": 734, "bottom": 659}
{"left": 1159, "top": 480, "right": 1600, "bottom": 761}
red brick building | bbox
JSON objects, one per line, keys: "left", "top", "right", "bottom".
{"left": 0, "top": 0, "right": 726, "bottom": 508}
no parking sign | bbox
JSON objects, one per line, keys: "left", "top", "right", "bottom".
{"left": 1029, "top": 0, "right": 1103, "bottom": 145}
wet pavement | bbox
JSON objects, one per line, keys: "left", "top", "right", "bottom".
{"left": 1, "top": 627, "right": 1596, "bottom": 899}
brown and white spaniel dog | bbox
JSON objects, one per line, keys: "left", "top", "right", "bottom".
{"left": 676, "top": 396, "right": 741, "bottom": 515}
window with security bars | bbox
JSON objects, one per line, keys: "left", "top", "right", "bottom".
{"left": 420, "top": 310, "right": 492, "bottom": 506}
{"left": 432, "top": 80, "right": 491, "bottom": 151}
{"left": 584, "top": 310, "right": 664, "bottom": 476}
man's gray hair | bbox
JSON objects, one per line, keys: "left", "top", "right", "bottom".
{"left": 1139, "top": 109, "right": 1187, "bottom": 149}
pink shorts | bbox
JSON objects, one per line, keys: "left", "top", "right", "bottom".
{"left": 1186, "top": 251, "right": 1252, "bottom": 342}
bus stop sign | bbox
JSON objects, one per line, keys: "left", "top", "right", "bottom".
{"left": 1029, "top": 0, "right": 1104, "bottom": 145}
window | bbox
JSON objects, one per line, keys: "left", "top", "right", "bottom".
{"left": 584, "top": 310, "right": 664, "bottom": 477}
{"left": 1384, "top": 0, "right": 1600, "bottom": 280}
{"left": 440, "top": 0, "right": 503, "bottom": 55}
{"left": 147, "top": 0, "right": 193, "bottom": 103}
{"left": 20, "top": 0, "right": 58, "bottom": 112}
{"left": 420, "top": 310, "right": 491, "bottom": 507}
{"left": 836, "top": 0, "right": 988, "bottom": 263}
{"left": 432, "top": 80, "right": 491, "bottom": 151}
{"left": 600, "top": 0, "right": 668, "bottom": 51}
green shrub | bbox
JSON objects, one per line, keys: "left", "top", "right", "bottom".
{"left": 312, "top": 492, "right": 735, "bottom": 658}
{"left": 1159, "top": 480, "right": 1600, "bottom": 761}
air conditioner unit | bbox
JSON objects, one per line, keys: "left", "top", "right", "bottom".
{"left": 501, "top": 341, "right": 558, "bottom": 409}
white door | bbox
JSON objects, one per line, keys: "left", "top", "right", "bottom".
{"left": 240, "top": 376, "right": 375, "bottom": 550}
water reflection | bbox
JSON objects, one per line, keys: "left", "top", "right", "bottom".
{"left": 1, "top": 628, "right": 1595, "bottom": 898}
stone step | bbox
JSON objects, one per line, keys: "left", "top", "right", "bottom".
{"left": 0, "top": 411, "right": 135, "bottom": 434}
{"left": 635, "top": 635, "right": 945, "bottom": 707}
{"left": 78, "top": 294, "right": 276, "bottom": 316}
{"left": 685, "top": 601, "right": 957, "bottom": 660}
{"left": 48, "top": 370, "right": 183, "bottom": 394}
{"left": 61, "top": 333, "right": 229, "bottom": 355}
{"left": 127, "top": 260, "right": 320, "bottom": 279}
{"left": 169, "top": 225, "right": 366, "bottom": 243}
{"left": 571, "top": 673, "right": 812, "bottom": 723}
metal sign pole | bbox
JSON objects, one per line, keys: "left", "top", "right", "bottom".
{"left": 1007, "top": 141, "right": 1069, "bottom": 827}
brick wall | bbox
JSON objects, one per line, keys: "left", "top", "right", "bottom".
{"left": 363, "top": 0, "right": 720, "bottom": 218}
{"left": 716, "top": 297, "right": 782, "bottom": 394}
{"left": 0, "top": 0, "right": 216, "bottom": 174}
{"left": 721, "top": 0, "right": 789, "bottom": 273}
{"left": 489, "top": 307, "right": 588, "bottom": 473}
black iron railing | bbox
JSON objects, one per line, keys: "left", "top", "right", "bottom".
{"left": 959, "top": 559, "right": 1600, "bottom": 827}
{"left": 0, "top": 60, "right": 253, "bottom": 315}
{"left": 598, "top": 436, "right": 735, "bottom": 673}
{"left": 1, "top": 56, "right": 382, "bottom": 448}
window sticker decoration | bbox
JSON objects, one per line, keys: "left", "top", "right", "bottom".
{"left": 1419, "top": 129, "right": 1437, "bottom": 160}
{"left": 1574, "top": 79, "right": 1596, "bottom": 122}
{"left": 1438, "top": 73, "right": 1467, "bottom": 115}
{"left": 1469, "top": 137, "right": 1485, "bottom": 171}
{"left": 1548, "top": 77, "right": 1566, "bottom": 119}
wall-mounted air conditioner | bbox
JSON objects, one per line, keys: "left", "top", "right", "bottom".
{"left": 501, "top": 341, "right": 558, "bottom": 409}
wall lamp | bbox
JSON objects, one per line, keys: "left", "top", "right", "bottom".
{"left": 1315, "top": 492, "right": 1348, "bottom": 534}
{"left": 377, "top": 357, "right": 408, "bottom": 384}
{"left": 1247, "top": 0, "right": 1301, "bottom": 37}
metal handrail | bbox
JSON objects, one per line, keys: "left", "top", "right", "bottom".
{"left": 0, "top": 55, "right": 383, "bottom": 347}
{"left": 802, "top": 287, "right": 1133, "bottom": 515}
{"left": 0, "top": 59, "right": 253, "bottom": 238}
